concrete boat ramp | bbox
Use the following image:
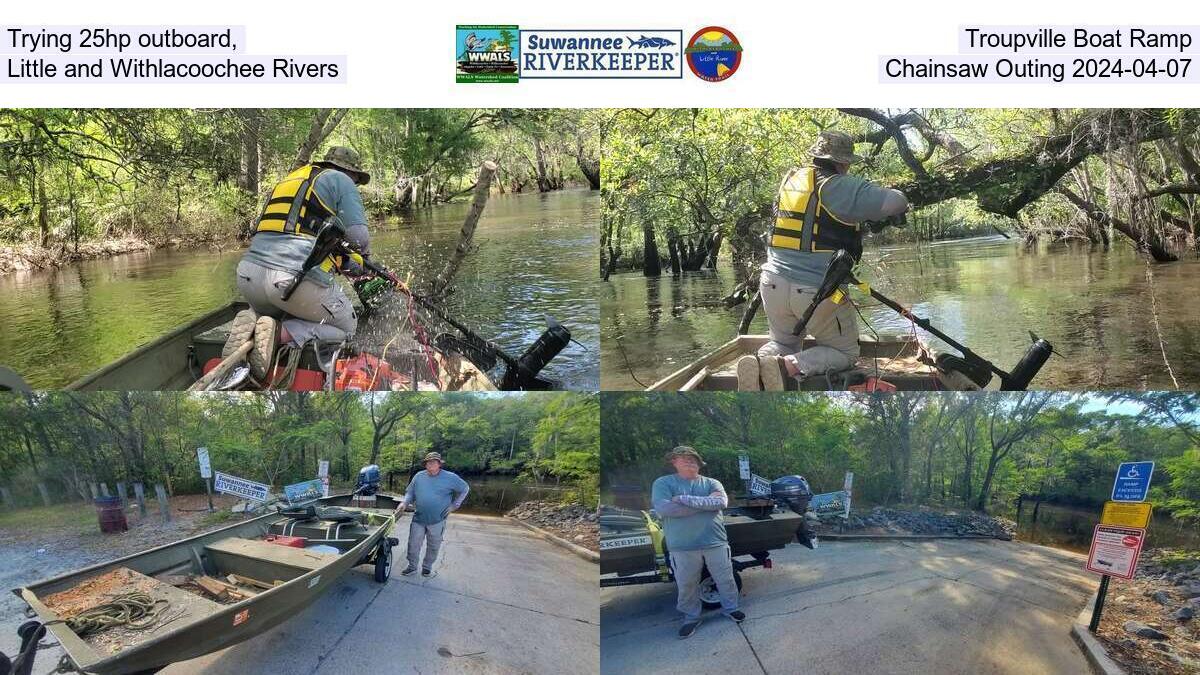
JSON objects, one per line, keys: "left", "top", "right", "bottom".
{"left": 601, "top": 538, "right": 1095, "bottom": 675}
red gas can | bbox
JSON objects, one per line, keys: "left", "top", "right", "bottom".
{"left": 264, "top": 535, "right": 307, "bottom": 548}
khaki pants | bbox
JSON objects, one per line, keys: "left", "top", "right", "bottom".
{"left": 670, "top": 544, "right": 739, "bottom": 622}
{"left": 406, "top": 518, "right": 446, "bottom": 571}
{"left": 236, "top": 259, "right": 357, "bottom": 345}
{"left": 758, "top": 269, "right": 860, "bottom": 376}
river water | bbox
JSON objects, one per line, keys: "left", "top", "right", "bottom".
{"left": 0, "top": 188, "right": 599, "bottom": 390}
{"left": 601, "top": 236, "right": 1200, "bottom": 390}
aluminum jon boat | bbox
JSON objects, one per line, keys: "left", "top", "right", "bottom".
{"left": 646, "top": 334, "right": 986, "bottom": 391}
{"left": 63, "top": 301, "right": 495, "bottom": 392}
{"left": 12, "top": 494, "right": 400, "bottom": 675}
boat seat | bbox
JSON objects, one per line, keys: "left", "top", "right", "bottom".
{"left": 204, "top": 537, "right": 339, "bottom": 582}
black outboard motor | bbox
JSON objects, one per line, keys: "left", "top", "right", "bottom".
{"left": 499, "top": 317, "right": 572, "bottom": 390}
{"left": 0, "top": 621, "right": 46, "bottom": 675}
{"left": 771, "top": 475, "right": 814, "bottom": 516}
{"left": 1000, "top": 333, "right": 1054, "bottom": 391}
{"left": 356, "top": 464, "right": 382, "bottom": 496}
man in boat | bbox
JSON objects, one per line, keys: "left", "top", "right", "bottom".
{"left": 227, "top": 146, "right": 374, "bottom": 378}
{"left": 738, "top": 130, "right": 909, "bottom": 390}
{"left": 399, "top": 452, "right": 470, "bottom": 577}
{"left": 651, "top": 446, "right": 743, "bottom": 639}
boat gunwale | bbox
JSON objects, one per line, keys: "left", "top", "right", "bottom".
{"left": 646, "top": 334, "right": 927, "bottom": 391}
{"left": 64, "top": 300, "right": 497, "bottom": 392}
{"left": 15, "top": 494, "right": 397, "bottom": 673}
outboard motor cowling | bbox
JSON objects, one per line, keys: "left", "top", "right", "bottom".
{"left": 356, "top": 464, "right": 381, "bottom": 496}
{"left": 1001, "top": 333, "right": 1054, "bottom": 391}
{"left": 771, "top": 475, "right": 813, "bottom": 516}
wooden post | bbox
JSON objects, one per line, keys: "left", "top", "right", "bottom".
{"left": 154, "top": 483, "right": 171, "bottom": 522}
{"left": 134, "top": 482, "right": 147, "bottom": 518}
{"left": 431, "top": 161, "right": 498, "bottom": 298}
{"left": 0, "top": 487, "right": 11, "bottom": 509}
{"left": 116, "top": 482, "right": 127, "bottom": 506}
{"left": 37, "top": 482, "right": 52, "bottom": 507}
{"left": 99, "top": 483, "right": 111, "bottom": 498}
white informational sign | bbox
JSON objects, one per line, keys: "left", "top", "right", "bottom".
{"left": 213, "top": 471, "right": 270, "bottom": 502}
{"left": 318, "top": 460, "right": 330, "bottom": 497}
{"left": 1085, "top": 525, "right": 1146, "bottom": 580}
{"left": 748, "top": 474, "right": 771, "bottom": 497}
{"left": 197, "top": 447, "right": 212, "bottom": 479}
{"left": 842, "top": 471, "right": 854, "bottom": 518}
{"left": 738, "top": 455, "right": 750, "bottom": 480}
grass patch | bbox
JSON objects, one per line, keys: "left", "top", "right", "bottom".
{"left": 196, "top": 510, "right": 238, "bottom": 528}
{"left": 0, "top": 502, "right": 96, "bottom": 532}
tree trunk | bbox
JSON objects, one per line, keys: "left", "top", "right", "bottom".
{"left": 642, "top": 223, "right": 662, "bottom": 277}
{"left": 667, "top": 235, "right": 682, "bottom": 276}
{"left": 293, "top": 109, "right": 349, "bottom": 168}
{"left": 238, "top": 110, "right": 262, "bottom": 195}
{"left": 1059, "top": 187, "right": 1177, "bottom": 262}
{"left": 36, "top": 171, "right": 50, "bottom": 248}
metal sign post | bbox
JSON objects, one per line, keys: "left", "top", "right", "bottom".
{"left": 318, "top": 460, "right": 330, "bottom": 498}
{"left": 738, "top": 455, "right": 751, "bottom": 495}
{"left": 1088, "top": 461, "right": 1153, "bottom": 633}
{"left": 197, "top": 447, "right": 214, "bottom": 512}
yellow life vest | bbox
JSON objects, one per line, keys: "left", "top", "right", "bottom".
{"left": 254, "top": 164, "right": 361, "bottom": 273}
{"left": 769, "top": 166, "right": 863, "bottom": 260}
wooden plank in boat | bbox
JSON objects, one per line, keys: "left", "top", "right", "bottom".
{"left": 204, "top": 538, "right": 338, "bottom": 571}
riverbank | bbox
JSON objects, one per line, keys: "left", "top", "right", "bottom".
{"left": 810, "top": 504, "right": 1017, "bottom": 539}
{"left": 0, "top": 236, "right": 237, "bottom": 276}
{"left": 1095, "top": 548, "right": 1200, "bottom": 674}
{"left": 507, "top": 500, "right": 599, "bottom": 552}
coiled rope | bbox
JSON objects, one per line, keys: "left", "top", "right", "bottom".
{"left": 52, "top": 593, "right": 169, "bottom": 637}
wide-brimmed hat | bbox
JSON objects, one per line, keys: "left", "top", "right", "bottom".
{"left": 318, "top": 146, "right": 371, "bottom": 185}
{"left": 809, "top": 130, "right": 862, "bottom": 165}
{"left": 664, "top": 446, "right": 705, "bottom": 467}
{"left": 422, "top": 452, "right": 444, "bottom": 465}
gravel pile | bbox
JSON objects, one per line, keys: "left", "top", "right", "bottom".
{"left": 508, "top": 500, "right": 599, "bottom": 552}
{"left": 811, "top": 505, "right": 1016, "bottom": 539}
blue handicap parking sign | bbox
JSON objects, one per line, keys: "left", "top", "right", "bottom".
{"left": 1111, "top": 461, "right": 1154, "bottom": 502}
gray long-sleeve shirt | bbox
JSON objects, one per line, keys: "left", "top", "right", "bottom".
{"left": 400, "top": 469, "right": 470, "bottom": 525}
{"left": 651, "top": 474, "right": 729, "bottom": 551}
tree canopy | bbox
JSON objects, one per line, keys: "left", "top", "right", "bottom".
{"left": 600, "top": 391, "right": 1200, "bottom": 526}
{"left": 0, "top": 108, "right": 600, "bottom": 257}
{"left": 0, "top": 391, "right": 599, "bottom": 507}
{"left": 601, "top": 108, "right": 1200, "bottom": 280}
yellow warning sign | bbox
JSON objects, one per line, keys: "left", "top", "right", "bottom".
{"left": 1101, "top": 501, "right": 1153, "bottom": 528}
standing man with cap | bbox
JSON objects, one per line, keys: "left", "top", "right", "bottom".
{"left": 399, "top": 452, "right": 470, "bottom": 577}
{"left": 738, "top": 130, "right": 909, "bottom": 391}
{"left": 651, "top": 446, "right": 743, "bottom": 638}
{"left": 226, "top": 146, "right": 376, "bottom": 379}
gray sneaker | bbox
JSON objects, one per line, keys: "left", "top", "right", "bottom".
{"left": 678, "top": 620, "right": 701, "bottom": 639}
{"left": 735, "top": 355, "right": 761, "bottom": 391}
{"left": 758, "top": 355, "right": 789, "bottom": 391}
{"left": 727, "top": 610, "right": 746, "bottom": 623}
{"left": 249, "top": 315, "right": 279, "bottom": 381}
{"left": 400, "top": 565, "right": 417, "bottom": 576}
{"left": 421, "top": 568, "right": 436, "bottom": 578}
{"left": 223, "top": 309, "right": 258, "bottom": 359}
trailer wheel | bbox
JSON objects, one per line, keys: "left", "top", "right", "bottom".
{"left": 698, "top": 568, "right": 743, "bottom": 609}
{"left": 374, "top": 542, "right": 392, "bottom": 583}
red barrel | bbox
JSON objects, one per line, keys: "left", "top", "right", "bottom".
{"left": 95, "top": 496, "right": 128, "bottom": 533}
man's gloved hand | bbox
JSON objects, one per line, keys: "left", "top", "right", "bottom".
{"left": 867, "top": 213, "right": 908, "bottom": 233}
